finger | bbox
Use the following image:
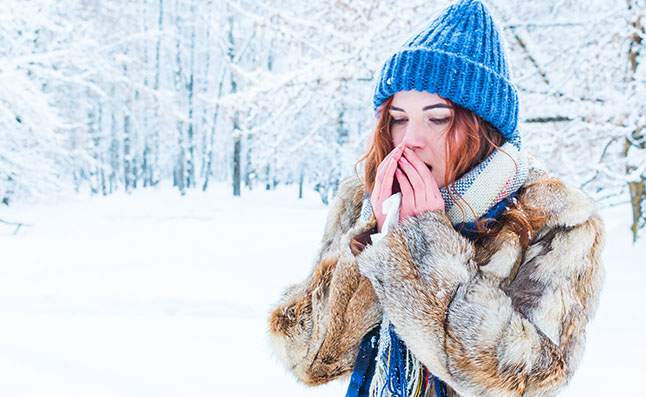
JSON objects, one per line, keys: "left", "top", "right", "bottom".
{"left": 412, "top": 161, "right": 443, "bottom": 212}
{"left": 427, "top": 179, "right": 444, "bottom": 212}
{"left": 427, "top": 173, "right": 442, "bottom": 201}
{"left": 402, "top": 148, "right": 434, "bottom": 182}
{"left": 375, "top": 156, "right": 397, "bottom": 199}
{"left": 398, "top": 155, "right": 427, "bottom": 204}
{"left": 413, "top": 155, "right": 442, "bottom": 203}
{"left": 374, "top": 146, "right": 404, "bottom": 197}
{"left": 385, "top": 143, "right": 405, "bottom": 165}
{"left": 395, "top": 168, "right": 415, "bottom": 212}
{"left": 373, "top": 151, "right": 396, "bottom": 194}
{"left": 403, "top": 149, "right": 443, "bottom": 205}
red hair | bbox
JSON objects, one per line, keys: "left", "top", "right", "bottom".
{"left": 357, "top": 95, "right": 550, "bottom": 247}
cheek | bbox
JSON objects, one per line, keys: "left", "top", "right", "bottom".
{"left": 391, "top": 129, "right": 404, "bottom": 146}
{"left": 438, "top": 142, "right": 449, "bottom": 162}
{"left": 428, "top": 136, "right": 446, "bottom": 157}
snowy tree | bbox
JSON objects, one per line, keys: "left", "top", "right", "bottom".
{"left": 0, "top": 1, "right": 76, "bottom": 203}
{"left": 1, "top": 0, "right": 644, "bottom": 239}
{"left": 491, "top": 0, "right": 645, "bottom": 240}
{"left": 210, "top": 0, "right": 453, "bottom": 202}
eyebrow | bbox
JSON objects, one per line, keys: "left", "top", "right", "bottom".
{"left": 423, "top": 104, "right": 451, "bottom": 110}
{"left": 390, "top": 104, "right": 451, "bottom": 112}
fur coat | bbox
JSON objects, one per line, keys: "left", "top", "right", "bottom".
{"left": 268, "top": 165, "right": 605, "bottom": 397}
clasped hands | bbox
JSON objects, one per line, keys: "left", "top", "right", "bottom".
{"left": 370, "top": 144, "right": 445, "bottom": 233}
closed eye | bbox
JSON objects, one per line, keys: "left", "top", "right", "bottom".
{"left": 428, "top": 117, "right": 450, "bottom": 125}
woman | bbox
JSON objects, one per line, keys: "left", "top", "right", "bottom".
{"left": 268, "top": 1, "right": 605, "bottom": 396}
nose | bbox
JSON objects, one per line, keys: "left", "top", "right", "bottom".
{"left": 400, "top": 120, "right": 424, "bottom": 150}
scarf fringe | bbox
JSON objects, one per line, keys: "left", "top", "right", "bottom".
{"left": 369, "top": 320, "right": 442, "bottom": 397}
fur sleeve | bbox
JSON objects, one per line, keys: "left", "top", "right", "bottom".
{"left": 267, "top": 177, "right": 382, "bottom": 386}
{"left": 356, "top": 187, "right": 605, "bottom": 396}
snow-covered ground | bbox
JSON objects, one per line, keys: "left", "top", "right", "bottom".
{"left": 0, "top": 184, "right": 642, "bottom": 396}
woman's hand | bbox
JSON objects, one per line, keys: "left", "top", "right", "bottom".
{"left": 395, "top": 148, "right": 445, "bottom": 222}
{"left": 370, "top": 144, "right": 405, "bottom": 232}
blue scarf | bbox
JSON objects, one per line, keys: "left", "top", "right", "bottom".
{"left": 347, "top": 138, "right": 527, "bottom": 397}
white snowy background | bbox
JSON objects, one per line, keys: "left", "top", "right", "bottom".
{"left": 1, "top": 0, "right": 645, "bottom": 395}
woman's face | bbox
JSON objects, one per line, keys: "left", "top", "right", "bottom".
{"left": 389, "top": 90, "right": 461, "bottom": 189}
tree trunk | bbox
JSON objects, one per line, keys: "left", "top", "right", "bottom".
{"left": 109, "top": 88, "right": 119, "bottom": 194}
{"left": 174, "top": 0, "right": 186, "bottom": 195}
{"left": 233, "top": 134, "right": 241, "bottom": 196}
{"left": 625, "top": 0, "right": 645, "bottom": 241}
{"left": 227, "top": 11, "right": 241, "bottom": 197}
{"left": 244, "top": 133, "right": 253, "bottom": 189}
{"left": 628, "top": 179, "right": 645, "bottom": 242}
{"left": 202, "top": 67, "right": 226, "bottom": 191}
{"left": 150, "top": 0, "right": 163, "bottom": 188}
{"left": 186, "top": 0, "right": 196, "bottom": 189}
{"left": 123, "top": 106, "right": 132, "bottom": 192}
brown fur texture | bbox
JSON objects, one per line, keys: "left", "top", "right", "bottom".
{"left": 268, "top": 177, "right": 382, "bottom": 385}
{"left": 268, "top": 164, "right": 605, "bottom": 396}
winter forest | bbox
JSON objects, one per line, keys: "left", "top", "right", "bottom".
{"left": 1, "top": 1, "right": 645, "bottom": 395}
{"left": 1, "top": 0, "right": 645, "bottom": 239}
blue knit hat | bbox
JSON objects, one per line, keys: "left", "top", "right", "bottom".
{"left": 373, "top": 0, "right": 519, "bottom": 140}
